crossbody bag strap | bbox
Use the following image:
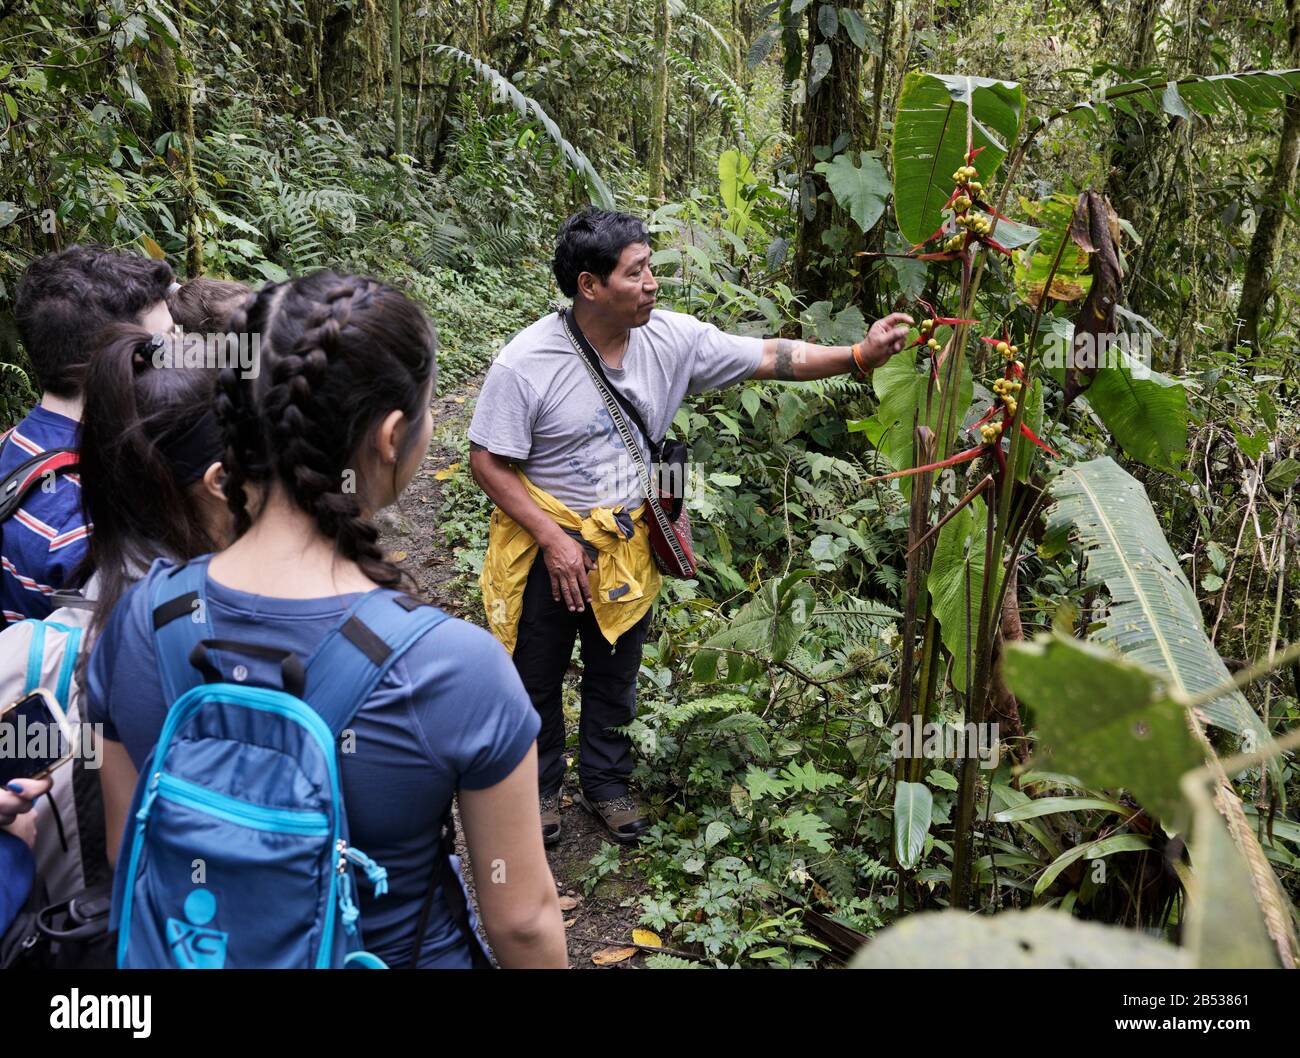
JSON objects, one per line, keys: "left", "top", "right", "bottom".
{"left": 553, "top": 306, "right": 691, "bottom": 577}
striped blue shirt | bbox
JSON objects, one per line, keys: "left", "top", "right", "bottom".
{"left": 0, "top": 406, "right": 89, "bottom": 627}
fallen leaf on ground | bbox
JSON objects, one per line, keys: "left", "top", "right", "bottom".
{"left": 558, "top": 895, "right": 581, "bottom": 911}
{"left": 434, "top": 462, "right": 461, "bottom": 480}
{"left": 563, "top": 918, "right": 576, "bottom": 929}
{"left": 452, "top": 396, "right": 466, "bottom": 404}
{"left": 388, "top": 550, "right": 408, "bottom": 562}
{"left": 591, "top": 946, "right": 637, "bottom": 966}
{"left": 631, "top": 929, "right": 662, "bottom": 948}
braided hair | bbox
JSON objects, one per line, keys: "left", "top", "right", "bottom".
{"left": 216, "top": 271, "right": 436, "bottom": 590}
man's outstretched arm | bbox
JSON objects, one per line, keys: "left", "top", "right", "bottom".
{"left": 751, "top": 312, "right": 913, "bottom": 381}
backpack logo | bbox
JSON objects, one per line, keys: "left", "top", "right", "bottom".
{"left": 166, "top": 888, "right": 228, "bottom": 969}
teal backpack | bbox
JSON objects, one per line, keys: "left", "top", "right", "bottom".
{"left": 112, "top": 557, "right": 489, "bottom": 969}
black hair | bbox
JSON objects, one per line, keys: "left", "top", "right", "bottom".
{"left": 552, "top": 208, "right": 649, "bottom": 298}
{"left": 14, "top": 245, "right": 175, "bottom": 398}
{"left": 168, "top": 276, "right": 250, "bottom": 332}
{"left": 217, "top": 271, "right": 436, "bottom": 590}
{"left": 78, "top": 324, "right": 224, "bottom": 636}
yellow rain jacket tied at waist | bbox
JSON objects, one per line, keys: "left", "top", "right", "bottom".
{"left": 481, "top": 472, "right": 661, "bottom": 655}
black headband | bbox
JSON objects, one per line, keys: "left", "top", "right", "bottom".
{"left": 155, "top": 408, "right": 223, "bottom": 488}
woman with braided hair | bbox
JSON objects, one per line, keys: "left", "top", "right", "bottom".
{"left": 86, "top": 271, "right": 566, "bottom": 969}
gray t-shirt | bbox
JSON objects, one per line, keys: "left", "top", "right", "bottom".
{"left": 468, "top": 308, "right": 763, "bottom": 514}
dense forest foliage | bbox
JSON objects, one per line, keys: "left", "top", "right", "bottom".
{"left": 2, "top": 0, "right": 1299, "bottom": 968}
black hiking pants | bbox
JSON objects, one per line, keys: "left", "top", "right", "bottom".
{"left": 511, "top": 550, "right": 653, "bottom": 801}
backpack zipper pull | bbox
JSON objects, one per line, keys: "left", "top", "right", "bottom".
{"left": 336, "top": 871, "right": 360, "bottom": 936}
{"left": 138, "top": 771, "right": 162, "bottom": 820}
{"left": 339, "top": 843, "right": 389, "bottom": 897}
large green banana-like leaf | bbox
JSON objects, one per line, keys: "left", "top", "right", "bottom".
{"left": 891, "top": 72, "right": 1025, "bottom": 245}
{"left": 1078, "top": 350, "right": 1189, "bottom": 473}
{"left": 428, "top": 45, "right": 614, "bottom": 209}
{"left": 893, "top": 780, "right": 932, "bottom": 870}
{"left": 1062, "top": 68, "right": 1300, "bottom": 125}
{"left": 1044, "top": 457, "right": 1272, "bottom": 756}
{"left": 1001, "top": 634, "right": 1204, "bottom": 827}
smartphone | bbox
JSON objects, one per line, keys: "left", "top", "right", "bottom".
{"left": 0, "top": 688, "right": 74, "bottom": 785}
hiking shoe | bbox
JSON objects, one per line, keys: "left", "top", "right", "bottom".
{"left": 576, "top": 792, "right": 649, "bottom": 845}
{"left": 540, "top": 791, "right": 562, "bottom": 847}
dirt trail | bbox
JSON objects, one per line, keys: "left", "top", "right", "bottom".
{"left": 377, "top": 374, "right": 649, "bottom": 969}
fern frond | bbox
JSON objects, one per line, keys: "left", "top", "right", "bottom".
{"left": 428, "top": 44, "right": 614, "bottom": 208}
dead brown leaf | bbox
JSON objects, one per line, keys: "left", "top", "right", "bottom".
{"left": 591, "top": 946, "right": 637, "bottom": 966}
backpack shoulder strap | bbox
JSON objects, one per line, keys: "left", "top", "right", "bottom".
{"left": 303, "top": 590, "right": 450, "bottom": 737}
{"left": 147, "top": 557, "right": 213, "bottom": 702}
{"left": 0, "top": 448, "right": 78, "bottom": 523}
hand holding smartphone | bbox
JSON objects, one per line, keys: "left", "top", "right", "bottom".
{"left": 0, "top": 688, "right": 74, "bottom": 784}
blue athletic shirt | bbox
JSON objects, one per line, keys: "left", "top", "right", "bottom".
{"left": 84, "top": 562, "right": 541, "bottom": 968}
{"left": 0, "top": 406, "right": 90, "bottom": 627}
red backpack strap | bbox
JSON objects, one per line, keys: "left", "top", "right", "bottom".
{"left": 0, "top": 448, "right": 79, "bottom": 523}
{"left": 14, "top": 450, "right": 78, "bottom": 496}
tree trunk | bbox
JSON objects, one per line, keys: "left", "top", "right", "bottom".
{"left": 793, "top": 0, "right": 865, "bottom": 303}
{"left": 321, "top": 4, "right": 354, "bottom": 115}
{"left": 176, "top": 0, "right": 203, "bottom": 275}
{"left": 1228, "top": 0, "right": 1300, "bottom": 355}
{"left": 412, "top": 8, "right": 432, "bottom": 160}
{"left": 867, "top": 0, "right": 894, "bottom": 151}
{"left": 391, "top": 0, "right": 403, "bottom": 155}
{"left": 648, "top": 0, "right": 670, "bottom": 203}
{"left": 1103, "top": 0, "right": 1160, "bottom": 232}
{"left": 505, "top": 0, "right": 538, "bottom": 77}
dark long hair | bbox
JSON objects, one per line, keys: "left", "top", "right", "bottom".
{"left": 216, "top": 271, "right": 436, "bottom": 589}
{"left": 78, "top": 325, "right": 224, "bottom": 634}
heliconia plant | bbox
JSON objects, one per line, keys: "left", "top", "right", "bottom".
{"left": 854, "top": 67, "right": 1300, "bottom": 961}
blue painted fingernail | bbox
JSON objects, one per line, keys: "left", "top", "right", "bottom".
{"left": 6, "top": 782, "right": 23, "bottom": 793}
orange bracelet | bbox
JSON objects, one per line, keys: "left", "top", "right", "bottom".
{"left": 851, "top": 341, "right": 872, "bottom": 378}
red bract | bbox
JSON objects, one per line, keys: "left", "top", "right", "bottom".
{"left": 1020, "top": 422, "right": 1058, "bottom": 457}
{"left": 861, "top": 444, "right": 987, "bottom": 486}
{"left": 968, "top": 404, "right": 1001, "bottom": 432}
